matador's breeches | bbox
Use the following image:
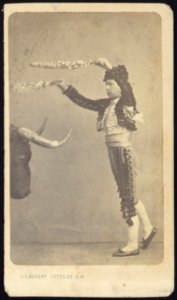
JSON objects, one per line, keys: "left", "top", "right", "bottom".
{"left": 107, "top": 146, "right": 138, "bottom": 226}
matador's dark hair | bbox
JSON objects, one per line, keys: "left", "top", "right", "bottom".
{"left": 103, "top": 65, "right": 138, "bottom": 111}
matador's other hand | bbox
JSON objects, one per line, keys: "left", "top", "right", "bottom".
{"left": 94, "top": 58, "right": 112, "bottom": 70}
{"left": 50, "top": 80, "right": 69, "bottom": 92}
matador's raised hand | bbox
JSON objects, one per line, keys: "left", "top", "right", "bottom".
{"left": 94, "top": 58, "right": 112, "bottom": 70}
{"left": 50, "top": 80, "right": 69, "bottom": 92}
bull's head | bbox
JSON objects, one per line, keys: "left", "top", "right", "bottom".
{"left": 10, "top": 119, "right": 72, "bottom": 199}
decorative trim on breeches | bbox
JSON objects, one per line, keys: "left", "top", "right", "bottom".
{"left": 107, "top": 146, "right": 138, "bottom": 226}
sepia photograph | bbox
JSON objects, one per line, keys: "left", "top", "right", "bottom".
{"left": 4, "top": 3, "right": 174, "bottom": 297}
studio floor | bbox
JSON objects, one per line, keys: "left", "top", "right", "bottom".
{"left": 11, "top": 241, "right": 163, "bottom": 265}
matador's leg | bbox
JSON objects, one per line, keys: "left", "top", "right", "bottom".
{"left": 135, "top": 201, "right": 153, "bottom": 239}
{"left": 107, "top": 147, "right": 140, "bottom": 253}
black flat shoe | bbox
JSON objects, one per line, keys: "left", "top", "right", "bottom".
{"left": 141, "top": 227, "right": 158, "bottom": 249}
{"left": 112, "top": 248, "right": 139, "bottom": 257}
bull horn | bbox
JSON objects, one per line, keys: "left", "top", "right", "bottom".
{"left": 18, "top": 127, "right": 72, "bottom": 148}
{"left": 36, "top": 117, "right": 48, "bottom": 135}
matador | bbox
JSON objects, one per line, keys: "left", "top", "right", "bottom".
{"left": 50, "top": 58, "right": 157, "bottom": 257}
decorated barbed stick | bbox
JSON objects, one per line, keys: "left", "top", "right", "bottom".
{"left": 11, "top": 60, "right": 97, "bottom": 93}
{"left": 11, "top": 80, "right": 52, "bottom": 94}
{"left": 30, "top": 59, "right": 96, "bottom": 69}
{"left": 11, "top": 59, "right": 107, "bottom": 93}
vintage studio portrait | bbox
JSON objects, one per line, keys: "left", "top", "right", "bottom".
{"left": 8, "top": 10, "right": 164, "bottom": 267}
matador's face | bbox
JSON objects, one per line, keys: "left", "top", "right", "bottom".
{"left": 105, "top": 79, "right": 121, "bottom": 99}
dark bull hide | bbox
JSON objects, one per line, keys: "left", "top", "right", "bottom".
{"left": 10, "top": 119, "right": 72, "bottom": 199}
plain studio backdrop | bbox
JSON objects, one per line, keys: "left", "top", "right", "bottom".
{"left": 9, "top": 13, "right": 163, "bottom": 250}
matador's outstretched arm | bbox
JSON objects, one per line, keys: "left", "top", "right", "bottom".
{"left": 50, "top": 80, "right": 110, "bottom": 112}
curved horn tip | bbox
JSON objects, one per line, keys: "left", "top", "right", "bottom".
{"left": 36, "top": 117, "right": 48, "bottom": 135}
{"left": 68, "top": 128, "right": 72, "bottom": 136}
{"left": 64, "top": 128, "right": 72, "bottom": 141}
{"left": 51, "top": 128, "right": 73, "bottom": 148}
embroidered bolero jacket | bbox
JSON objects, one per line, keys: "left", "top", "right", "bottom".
{"left": 64, "top": 85, "right": 137, "bottom": 131}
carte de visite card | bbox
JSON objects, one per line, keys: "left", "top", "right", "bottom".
{"left": 4, "top": 3, "right": 174, "bottom": 297}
